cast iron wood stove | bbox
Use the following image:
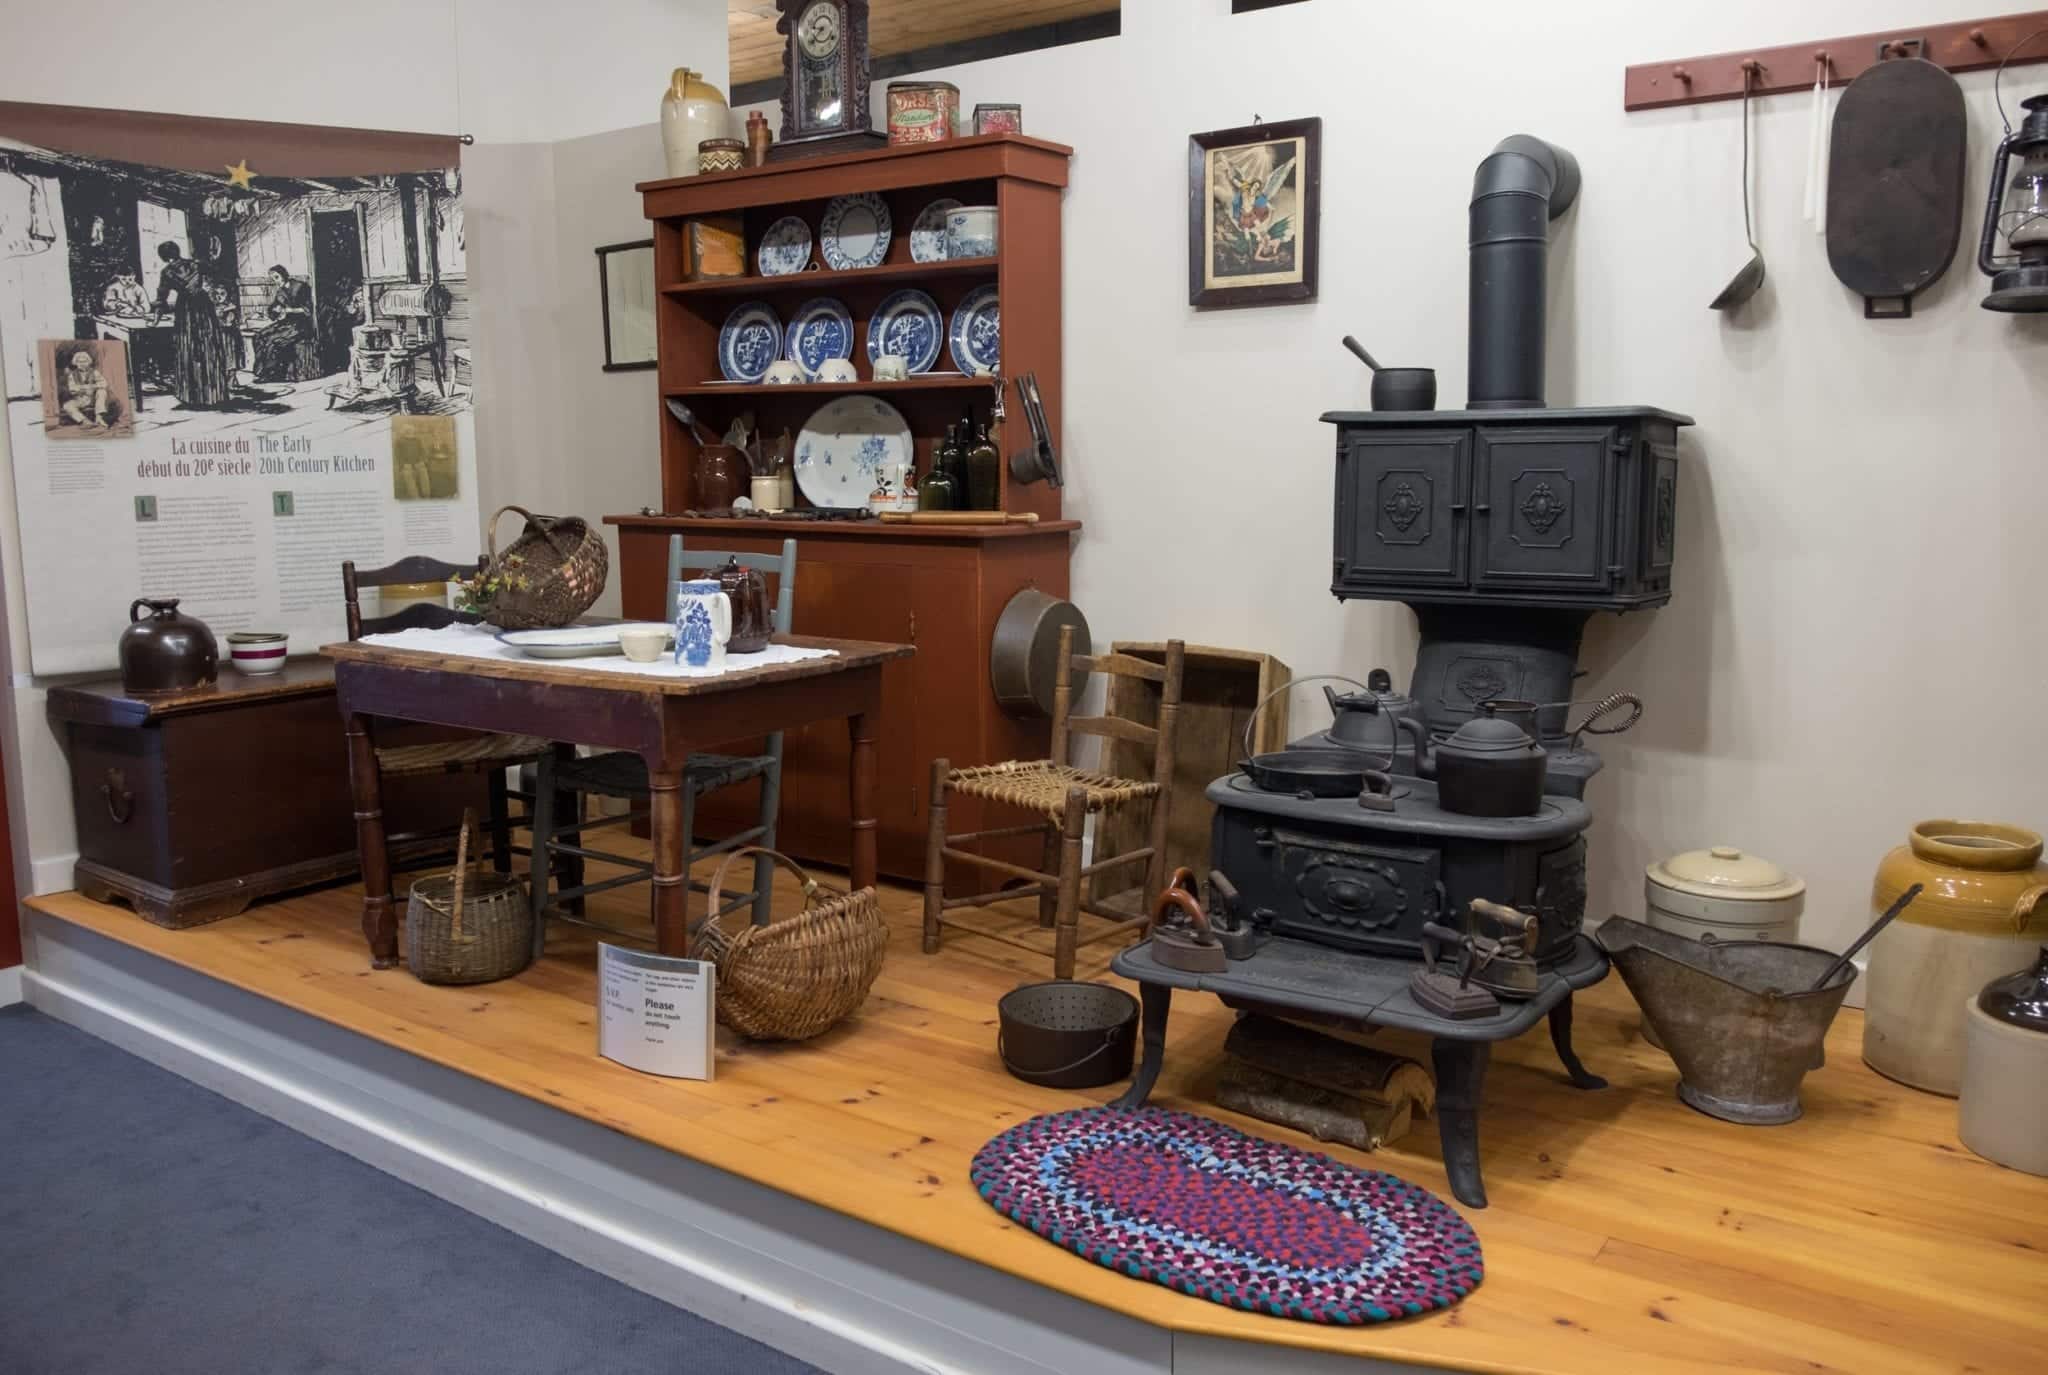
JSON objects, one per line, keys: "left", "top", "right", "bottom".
{"left": 1114, "top": 134, "right": 1693, "bottom": 1208}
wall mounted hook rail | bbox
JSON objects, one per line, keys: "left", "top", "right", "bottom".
{"left": 1625, "top": 9, "right": 2048, "bottom": 110}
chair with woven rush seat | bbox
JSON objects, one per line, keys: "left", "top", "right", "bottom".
{"left": 924, "top": 633, "right": 1186, "bottom": 980}
{"left": 527, "top": 535, "right": 797, "bottom": 956}
{"left": 341, "top": 554, "right": 551, "bottom": 875}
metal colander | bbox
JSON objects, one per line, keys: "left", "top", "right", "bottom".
{"left": 997, "top": 981, "right": 1138, "bottom": 1089}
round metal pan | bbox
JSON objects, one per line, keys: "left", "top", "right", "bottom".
{"left": 1239, "top": 748, "right": 1374, "bottom": 798}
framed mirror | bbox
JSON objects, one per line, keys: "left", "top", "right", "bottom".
{"left": 596, "top": 239, "right": 657, "bottom": 371}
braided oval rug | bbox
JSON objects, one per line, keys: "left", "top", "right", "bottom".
{"left": 970, "top": 1105, "right": 1482, "bottom": 1324}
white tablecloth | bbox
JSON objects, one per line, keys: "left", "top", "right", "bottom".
{"left": 357, "top": 623, "right": 837, "bottom": 678}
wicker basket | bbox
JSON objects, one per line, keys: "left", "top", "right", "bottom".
{"left": 405, "top": 810, "right": 533, "bottom": 985}
{"left": 694, "top": 847, "right": 888, "bottom": 1041}
{"left": 481, "top": 504, "right": 609, "bottom": 630}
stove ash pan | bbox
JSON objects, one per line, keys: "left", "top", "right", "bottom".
{"left": 1206, "top": 773, "right": 1590, "bottom": 965}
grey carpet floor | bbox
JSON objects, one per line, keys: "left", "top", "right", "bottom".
{"left": 0, "top": 1004, "right": 826, "bottom": 1375}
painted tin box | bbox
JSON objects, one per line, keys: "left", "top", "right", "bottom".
{"left": 888, "top": 81, "right": 959, "bottom": 145}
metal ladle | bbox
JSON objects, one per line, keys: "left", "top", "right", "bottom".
{"left": 1711, "top": 63, "right": 1768, "bottom": 311}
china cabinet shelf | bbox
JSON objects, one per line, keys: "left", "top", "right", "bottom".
{"left": 666, "top": 376, "right": 993, "bottom": 399}
{"left": 661, "top": 257, "right": 998, "bottom": 299}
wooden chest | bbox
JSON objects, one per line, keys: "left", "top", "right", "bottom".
{"left": 48, "top": 660, "right": 482, "bottom": 928}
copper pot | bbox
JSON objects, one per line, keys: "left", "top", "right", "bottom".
{"left": 119, "top": 597, "right": 218, "bottom": 694}
{"left": 713, "top": 555, "right": 773, "bottom": 654}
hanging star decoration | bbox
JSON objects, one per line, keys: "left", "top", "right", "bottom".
{"left": 223, "top": 159, "right": 255, "bottom": 189}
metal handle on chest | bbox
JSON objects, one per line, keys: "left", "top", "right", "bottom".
{"left": 101, "top": 768, "right": 134, "bottom": 824}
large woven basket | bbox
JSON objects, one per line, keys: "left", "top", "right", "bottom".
{"left": 405, "top": 810, "right": 533, "bottom": 985}
{"left": 694, "top": 847, "right": 888, "bottom": 1041}
{"left": 482, "top": 504, "right": 609, "bottom": 630}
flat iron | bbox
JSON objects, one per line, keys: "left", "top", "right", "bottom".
{"left": 1466, "top": 898, "right": 1541, "bottom": 1000}
{"left": 1148, "top": 868, "right": 1227, "bottom": 974}
{"left": 1410, "top": 920, "right": 1502, "bottom": 1020}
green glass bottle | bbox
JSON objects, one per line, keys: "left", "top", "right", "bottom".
{"left": 965, "top": 421, "right": 1001, "bottom": 511}
{"left": 919, "top": 425, "right": 959, "bottom": 510}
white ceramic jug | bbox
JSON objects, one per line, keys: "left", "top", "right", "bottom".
{"left": 672, "top": 579, "right": 732, "bottom": 670}
{"left": 660, "top": 68, "right": 728, "bottom": 179}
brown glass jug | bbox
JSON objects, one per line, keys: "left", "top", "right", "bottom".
{"left": 713, "top": 555, "right": 773, "bottom": 653}
{"left": 119, "top": 597, "right": 219, "bottom": 694}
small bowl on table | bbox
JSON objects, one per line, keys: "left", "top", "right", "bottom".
{"left": 618, "top": 626, "right": 670, "bottom": 663}
{"left": 227, "top": 631, "right": 289, "bottom": 675}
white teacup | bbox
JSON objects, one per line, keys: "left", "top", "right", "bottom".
{"left": 617, "top": 626, "right": 668, "bottom": 662}
{"left": 816, "top": 357, "right": 859, "bottom": 383}
{"left": 764, "top": 360, "right": 803, "bottom": 385}
{"left": 873, "top": 354, "right": 909, "bottom": 382}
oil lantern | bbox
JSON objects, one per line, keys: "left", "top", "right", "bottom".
{"left": 1978, "top": 93, "right": 2048, "bottom": 312}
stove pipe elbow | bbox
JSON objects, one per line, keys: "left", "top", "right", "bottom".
{"left": 1468, "top": 135, "right": 1580, "bottom": 410}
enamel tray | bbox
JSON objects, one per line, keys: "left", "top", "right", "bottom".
{"left": 948, "top": 285, "right": 1001, "bottom": 375}
{"left": 795, "top": 395, "right": 912, "bottom": 509}
{"left": 718, "top": 302, "right": 783, "bottom": 383}
{"left": 820, "top": 192, "right": 892, "bottom": 271}
{"left": 498, "top": 623, "right": 673, "bottom": 659}
{"left": 865, "top": 289, "right": 943, "bottom": 374}
{"left": 785, "top": 297, "right": 855, "bottom": 379}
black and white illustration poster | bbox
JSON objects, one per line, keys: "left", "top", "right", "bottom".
{"left": 0, "top": 120, "right": 480, "bottom": 674}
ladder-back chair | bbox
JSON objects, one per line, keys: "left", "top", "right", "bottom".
{"left": 527, "top": 536, "right": 797, "bottom": 956}
{"left": 923, "top": 632, "right": 1186, "bottom": 979}
{"left": 340, "top": 554, "right": 550, "bottom": 874}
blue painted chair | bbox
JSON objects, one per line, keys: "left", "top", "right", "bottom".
{"left": 527, "top": 536, "right": 797, "bottom": 956}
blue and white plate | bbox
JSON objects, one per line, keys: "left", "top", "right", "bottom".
{"left": 795, "top": 395, "right": 913, "bottom": 509}
{"left": 948, "top": 285, "right": 1001, "bottom": 376}
{"left": 756, "top": 215, "right": 812, "bottom": 276}
{"left": 785, "top": 297, "right": 855, "bottom": 380}
{"left": 717, "top": 301, "right": 783, "bottom": 383}
{"left": 820, "top": 192, "right": 892, "bottom": 271}
{"left": 865, "top": 289, "right": 943, "bottom": 374}
{"left": 909, "top": 198, "right": 961, "bottom": 263}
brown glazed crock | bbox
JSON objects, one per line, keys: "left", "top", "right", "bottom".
{"left": 118, "top": 597, "right": 218, "bottom": 694}
{"left": 713, "top": 555, "right": 773, "bottom": 654}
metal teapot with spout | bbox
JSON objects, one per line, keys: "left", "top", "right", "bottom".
{"left": 1395, "top": 702, "right": 1547, "bottom": 817}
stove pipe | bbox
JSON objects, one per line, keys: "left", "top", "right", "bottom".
{"left": 1468, "top": 135, "right": 1580, "bottom": 409}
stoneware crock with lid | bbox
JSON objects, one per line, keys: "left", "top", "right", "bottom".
{"left": 1639, "top": 845, "right": 1806, "bottom": 1048}
{"left": 1862, "top": 819, "right": 2048, "bottom": 1096}
{"left": 1958, "top": 946, "right": 2048, "bottom": 1175}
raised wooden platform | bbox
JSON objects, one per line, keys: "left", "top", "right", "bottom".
{"left": 22, "top": 869, "right": 2048, "bottom": 1375}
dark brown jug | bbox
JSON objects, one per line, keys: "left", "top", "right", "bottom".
{"left": 119, "top": 597, "right": 218, "bottom": 694}
{"left": 713, "top": 555, "right": 773, "bottom": 654}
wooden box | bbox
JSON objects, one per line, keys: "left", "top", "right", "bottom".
{"left": 48, "top": 660, "right": 483, "bottom": 928}
{"left": 1091, "top": 643, "right": 1290, "bottom": 905}
{"left": 683, "top": 216, "right": 746, "bottom": 280}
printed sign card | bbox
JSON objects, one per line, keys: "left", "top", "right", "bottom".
{"left": 597, "top": 944, "right": 716, "bottom": 1081}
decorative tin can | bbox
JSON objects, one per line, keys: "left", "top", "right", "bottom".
{"left": 974, "top": 103, "right": 1023, "bottom": 136}
{"left": 697, "top": 138, "right": 745, "bottom": 175}
{"left": 888, "top": 81, "right": 959, "bottom": 145}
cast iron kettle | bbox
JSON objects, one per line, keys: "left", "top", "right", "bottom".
{"left": 119, "top": 597, "right": 218, "bottom": 695}
{"left": 711, "top": 555, "right": 772, "bottom": 654}
{"left": 1396, "top": 702, "right": 1547, "bottom": 817}
{"left": 1319, "top": 668, "right": 1423, "bottom": 759}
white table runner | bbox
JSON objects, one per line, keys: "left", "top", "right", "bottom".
{"left": 358, "top": 623, "right": 838, "bottom": 679}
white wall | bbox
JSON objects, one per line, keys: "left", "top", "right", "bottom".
{"left": 0, "top": 0, "right": 727, "bottom": 892}
{"left": 743, "top": 0, "right": 2048, "bottom": 960}
{"left": 6, "top": 0, "right": 2043, "bottom": 970}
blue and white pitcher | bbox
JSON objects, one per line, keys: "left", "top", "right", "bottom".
{"left": 672, "top": 579, "right": 732, "bottom": 670}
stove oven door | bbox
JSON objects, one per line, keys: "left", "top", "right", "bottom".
{"left": 1533, "top": 836, "right": 1588, "bottom": 961}
{"left": 1256, "top": 826, "right": 1444, "bottom": 957}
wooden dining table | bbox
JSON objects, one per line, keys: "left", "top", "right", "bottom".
{"left": 323, "top": 633, "right": 914, "bottom": 968}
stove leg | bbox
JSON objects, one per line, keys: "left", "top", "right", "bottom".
{"left": 1549, "top": 994, "right": 1608, "bottom": 1090}
{"left": 1113, "top": 982, "right": 1171, "bottom": 1110}
{"left": 1431, "top": 1039, "right": 1491, "bottom": 1210}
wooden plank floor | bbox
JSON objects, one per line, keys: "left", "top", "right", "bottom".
{"left": 26, "top": 855, "right": 2048, "bottom": 1375}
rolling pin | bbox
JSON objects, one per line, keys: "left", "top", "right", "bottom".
{"left": 878, "top": 511, "right": 1040, "bottom": 525}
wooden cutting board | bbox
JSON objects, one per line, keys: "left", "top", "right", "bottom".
{"left": 1826, "top": 56, "right": 1968, "bottom": 318}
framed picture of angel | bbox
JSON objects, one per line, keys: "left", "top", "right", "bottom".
{"left": 1188, "top": 117, "right": 1321, "bottom": 308}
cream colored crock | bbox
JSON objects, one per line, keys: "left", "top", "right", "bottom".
{"left": 1862, "top": 820, "right": 2048, "bottom": 1096}
{"left": 1958, "top": 994, "right": 2048, "bottom": 1175}
{"left": 1639, "top": 846, "right": 1806, "bottom": 1050}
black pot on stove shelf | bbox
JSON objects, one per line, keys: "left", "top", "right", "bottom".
{"left": 1395, "top": 702, "right": 1547, "bottom": 817}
